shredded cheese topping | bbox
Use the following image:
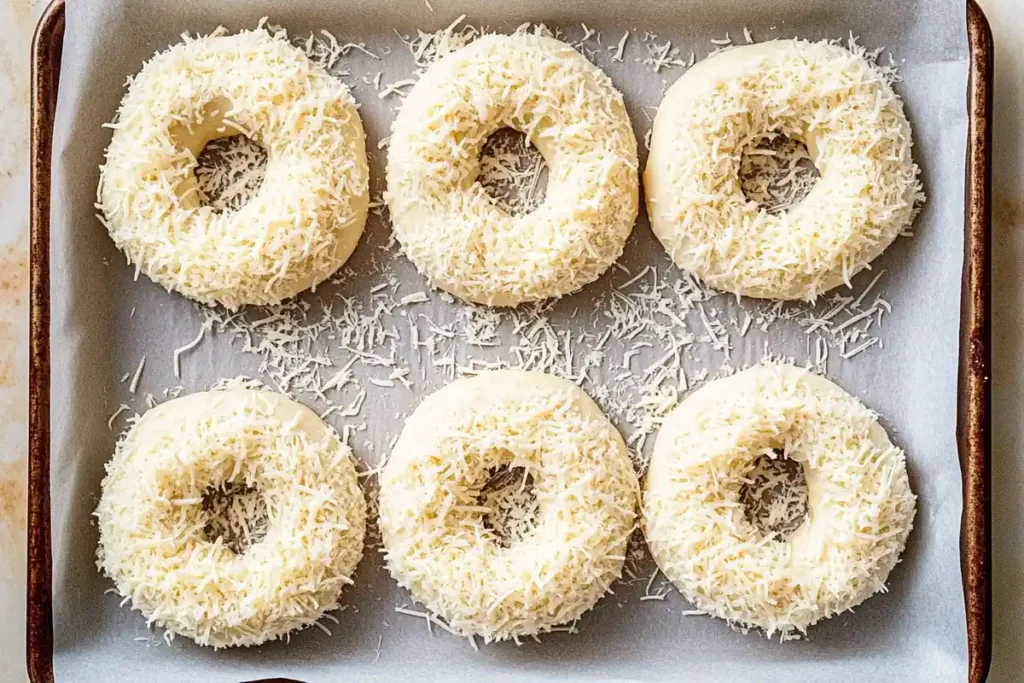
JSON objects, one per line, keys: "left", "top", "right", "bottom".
{"left": 386, "top": 33, "right": 639, "bottom": 306}
{"left": 95, "top": 389, "right": 367, "bottom": 648}
{"left": 98, "top": 24, "right": 370, "bottom": 310}
{"left": 644, "top": 39, "right": 924, "bottom": 300}
{"left": 643, "top": 364, "right": 916, "bottom": 637}
{"left": 378, "top": 371, "right": 639, "bottom": 641}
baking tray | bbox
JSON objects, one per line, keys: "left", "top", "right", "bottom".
{"left": 27, "top": 0, "right": 993, "bottom": 681}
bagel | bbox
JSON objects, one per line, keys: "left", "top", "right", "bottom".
{"left": 378, "top": 370, "right": 639, "bottom": 641}
{"left": 644, "top": 40, "right": 923, "bottom": 300}
{"left": 642, "top": 364, "right": 916, "bottom": 637}
{"left": 385, "top": 34, "right": 639, "bottom": 306}
{"left": 95, "top": 389, "right": 366, "bottom": 648}
{"left": 98, "top": 26, "right": 370, "bottom": 310}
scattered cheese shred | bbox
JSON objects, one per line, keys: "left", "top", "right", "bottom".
{"left": 173, "top": 322, "right": 208, "bottom": 379}
{"left": 610, "top": 32, "right": 629, "bottom": 62}
{"left": 129, "top": 356, "right": 146, "bottom": 394}
{"left": 107, "top": 404, "right": 131, "bottom": 430}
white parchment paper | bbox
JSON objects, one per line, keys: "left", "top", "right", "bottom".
{"left": 49, "top": 0, "right": 970, "bottom": 680}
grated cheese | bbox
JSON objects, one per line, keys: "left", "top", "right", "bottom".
{"left": 129, "top": 356, "right": 146, "bottom": 394}
{"left": 399, "top": 291, "right": 430, "bottom": 305}
{"left": 610, "top": 32, "right": 629, "bottom": 62}
{"left": 107, "top": 404, "right": 131, "bottom": 430}
{"left": 172, "top": 322, "right": 208, "bottom": 379}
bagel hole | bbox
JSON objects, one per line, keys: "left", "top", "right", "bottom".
{"left": 478, "top": 464, "right": 538, "bottom": 547}
{"left": 202, "top": 482, "right": 268, "bottom": 555}
{"left": 194, "top": 134, "right": 268, "bottom": 213}
{"left": 740, "top": 133, "right": 820, "bottom": 215}
{"left": 477, "top": 128, "right": 549, "bottom": 217}
{"left": 738, "top": 449, "right": 808, "bottom": 541}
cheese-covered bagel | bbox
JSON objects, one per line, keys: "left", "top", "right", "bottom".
{"left": 96, "top": 389, "right": 367, "bottom": 648}
{"left": 379, "top": 371, "right": 639, "bottom": 641}
{"left": 643, "top": 364, "right": 916, "bottom": 637}
{"left": 386, "top": 34, "right": 639, "bottom": 306}
{"left": 645, "top": 40, "right": 923, "bottom": 300}
{"left": 98, "top": 27, "right": 370, "bottom": 310}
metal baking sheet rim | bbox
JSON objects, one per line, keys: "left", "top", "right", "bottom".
{"left": 25, "top": 1, "right": 994, "bottom": 681}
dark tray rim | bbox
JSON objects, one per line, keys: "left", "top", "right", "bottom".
{"left": 26, "top": 1, "right": 994, "bottom": 681}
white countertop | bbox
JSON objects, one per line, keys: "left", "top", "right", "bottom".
{"left": 0, "top": 1, "right": 1019, "bottom": 680}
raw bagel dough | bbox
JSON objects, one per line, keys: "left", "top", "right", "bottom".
{"left": 99, "top": 26, "right": 369, "bottom": 310}
{"left": 644, "top": 40, "right": 922, "bottom": 300}
{"left": 642, "top": 364, "right": 916, "bottom": 637}
{"left": 378, "top": 370, "right": 639, "bottom": 641}
{"left": 386, "top": 34, "right": 639, "bottom": 306}
{"left": 96, "top": 389, "right": 366, "bottom": 648}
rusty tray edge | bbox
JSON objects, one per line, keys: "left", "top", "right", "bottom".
{"left": 26, "top": 1, "right": 995, "bottom": 681}
{"left": 959, "top": 3, "right": 993, "bottom": 682}
{"left": 28, "top": 0, "right": 61, "bottom": 681}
